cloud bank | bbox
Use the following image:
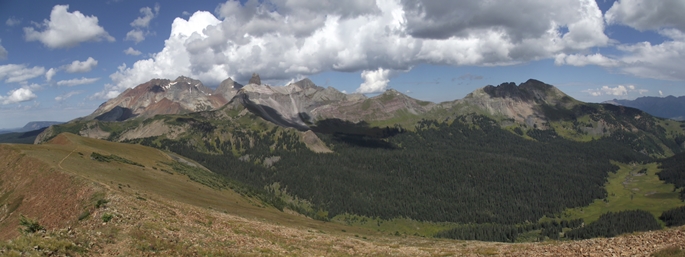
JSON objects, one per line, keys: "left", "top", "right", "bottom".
{"left": 561, "top": 0, "right": 685, "bottom": 81}
{"left": 98, "top": 0, "right": 682, "bottom": 98}
{"left": 583, "top": 85, "right": 647, "bottom": 97}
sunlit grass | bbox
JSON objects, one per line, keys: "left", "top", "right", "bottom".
{"left": 554, "top": 162, "right": 684, "bottom": 224}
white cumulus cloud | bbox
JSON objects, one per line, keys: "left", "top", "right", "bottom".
{"left": 125, "top": 3, "right": 160, "bottom": 43}
{"left": 358, "top": 68, "right": 392, "bottom": 93}
{"left": 554, "top": 53, "right": 620, "bottom": 67}
{"left": 101, "top": 0, "right": 612, "bottom": 98}
{"left": 131, "top": 3, "right": 160, "bottom": 28}
{"left": 62, "top": 57, "right": 98, "bottom": 73}
{"left": 56, "top": 77, "right": 100, "bottom": 87}
{"left": 583, "top": 85, "right": 647, "bottom": 97}
{"left": 5, "top": 17, "right": 21, "bottom": 27}
{"left": 125, "top": 30, "right": 146, "bottom": 43}
{"left": 24, "top": 5, "right": 114, "bottom": 49}
{"left": 1, "top": 87, "right": 37, "bottom": 105}
{"left": 55, "top": 90, "right": 84, "bottom": 102}
{"left": 605, "top": 0, "right": 685, "bottom": 32}
{"left": 45, "top": 68, "right": 57, "bottom": 81}
{"left": 123, "top": 47, "right": 142, "bottom": 56}
{"left": 0, "top": 64, "right": 45, "bottom": 83}
{"left": 592, "top": 0, "right": 685, "bottom": 81}
{"left": 0, "top": 39, "right": 7, "bottom": 59}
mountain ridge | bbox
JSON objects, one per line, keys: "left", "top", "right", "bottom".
{"left": 0, "top": 121, "right": 63, "bottom": 134}
{"left": 36, "top": 76, "right": 685, "bottom": 158}
{"left": 84, "top": 76, "right": 230, "bottom": 122}
{"left": 605, "top": 95, "right": 685, "bottom": 121}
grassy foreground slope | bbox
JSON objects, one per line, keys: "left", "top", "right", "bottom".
{"left": 1, "top": 133, "right": 684, "bottom": 256}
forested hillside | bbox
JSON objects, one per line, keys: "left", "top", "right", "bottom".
{"left": 658, "top": 152, "right": 685, "bottom": 200}
{"left": 34, "top": 79, "right": 685, "bottom": 242}
{"left": 129, "top": 115, "right": 650, "bottom": 226}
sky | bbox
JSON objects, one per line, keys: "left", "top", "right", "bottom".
{"left": 1, "top": 0, "right": 685, "bottom": 129}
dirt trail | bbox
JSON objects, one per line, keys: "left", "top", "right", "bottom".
{"left": 57, "top": 146, "right": 78, "bottom": 170}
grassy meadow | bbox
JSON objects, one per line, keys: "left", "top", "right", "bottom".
{"left": 553, "top": 161, "right": 684, "bottom": 224}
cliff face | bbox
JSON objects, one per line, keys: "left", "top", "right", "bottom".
{"left": 234, "top": 78, "right": 350, "bottom": 130}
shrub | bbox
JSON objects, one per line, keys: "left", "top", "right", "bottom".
{"left": 102, "top": 213, "right": 113, "bottom": 223}
{"left": 19, "top": 215, "right": 44, "bottom": 234}
{"left": 95, "top": 199, "right": 109, "bottom": 208}
{"left": 78, "top": 211, "right": 90, "bottom": 221}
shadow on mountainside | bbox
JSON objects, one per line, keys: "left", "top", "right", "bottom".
{"left": 311, "top": 118, "right": 402, "bottom": 149}
{"left": 95, "top": 106, "right": 137, "bottom": 121}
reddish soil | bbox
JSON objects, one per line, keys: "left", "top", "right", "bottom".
{"left": 0, "top": 145, "right": 96, "bottom": 240}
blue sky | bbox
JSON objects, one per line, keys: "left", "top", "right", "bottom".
{"left": 1, "top": 0, "right": 684, "bottom": 129}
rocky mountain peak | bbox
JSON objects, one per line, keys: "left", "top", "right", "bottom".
{"left": 461, "top": 80, "right": 576, "bottom": 128}
{"left": 479, "top": 79, "right": 571, "bottom": 105}
{"left": 482, "top": 82, "right": 533, "bottom": 102}
{"left": 249, "top": 73, "right": 261, "bottom": 85}
{"left": 175, "top": 75, "right": 195, "bottom": 82}
{"left": 83, "top": 76, "right": 229, "bottom": 122}
{"left": 382, "top": 88, "right": 401, "bottom": 95}
{"left": 292, "top": 78, "right": 320, "bottom": 90}
{"left": 218, "top": 78, "right": 240, "bottom": 90}
{"left": 376, "top": 89, "right": 413, "bottom": 101}
{"left": 215, "top": 77, "right": 244, "bottom": 103}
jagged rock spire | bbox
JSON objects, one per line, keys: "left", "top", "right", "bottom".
{"left": 249, "top": 73, "right": 261, "bottom": 85}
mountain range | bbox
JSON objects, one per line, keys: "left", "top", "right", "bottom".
{"left": 37, "top": 76, "right": 685, "bottom": 157}
{"left": 0, "top": 121, "right": 63, "bottom": 134}
{"left": 605, "top": 96, "right": 685, "bottom": 121}
{"left": 2, "top": 75, "right": 685, "bottom": 255}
